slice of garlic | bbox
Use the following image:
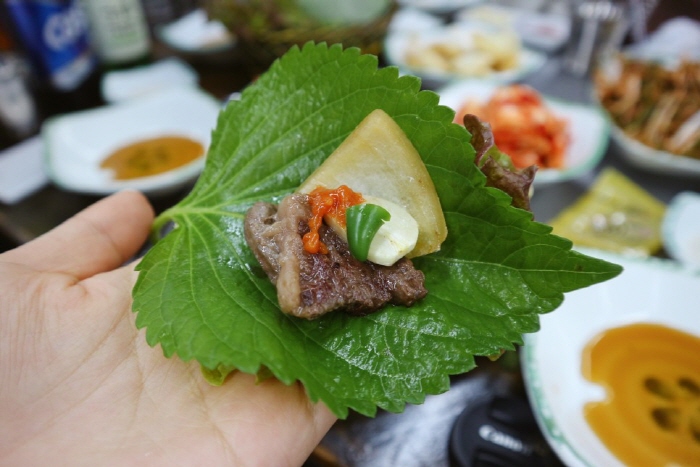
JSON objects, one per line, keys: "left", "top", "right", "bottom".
{"left": 325, "top": 194, "right": 419, "bottom": 266}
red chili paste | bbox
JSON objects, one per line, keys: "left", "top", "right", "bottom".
{"left": 303, "top": 185, "right": 364, "bottom": 254}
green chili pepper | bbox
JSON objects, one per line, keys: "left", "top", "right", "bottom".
{"left": 346, "top": 203, "right": 391, "bottom": 262}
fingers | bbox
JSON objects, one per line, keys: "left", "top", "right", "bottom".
{"left": 4, "top": 190, "right": 154, "bottom": 279}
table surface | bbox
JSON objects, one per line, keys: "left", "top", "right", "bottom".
{"left": 2, "top": 34, "right": 699, "bottom": 467}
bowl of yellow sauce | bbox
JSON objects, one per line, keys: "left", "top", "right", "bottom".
{"left": 43, "top": 86, "right": 221, "bottom": 196}
{"left": 99, "top": 135, "right": 204, "bottom": 181}
{"left": 583, "top": 322, "right": 700, "bottom": 466}
{"left": 521, "top": 249, "right": 700, "bottom": 467}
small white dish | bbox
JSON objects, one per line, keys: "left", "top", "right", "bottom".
{"left": 663, "top": 191, "right": 700, "bottom": 271}
{"left": 611, "top": 125, "right": 700, "bottom": 179}
{"left": 437, "top": 81, "right": 609, "bottom": 184}
{"left": 156, "top": 8, "right": 236, "bottom": 55}
{"left": 384, "top": 23, "right": 546, "bottom": 86}
{"left": 521, "top": 249, "right": 700, "bottom": 467}
{"left": 101, "top": 57, "right": 199, "bottom": 104}
{"left": 42, "top": 87, "right": 221, "bottom": 196}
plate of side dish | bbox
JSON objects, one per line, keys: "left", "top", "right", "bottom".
{"left": 437, "top": 81, "right": 609, "bottom": 185}
{"left": 384, "top": 22, "right": 546, "bottom": 86}
{"left": 521, "top": 249, "right": 700, "bottom": 467}
{"left": 595, "top": 54, "right": 700, "bottom": 178}
{"left": 43, "top": 86, "right": 221, "bottom": 196}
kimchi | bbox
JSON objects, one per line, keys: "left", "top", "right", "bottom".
{"left": 455, "top": 84, "right": 570, "bottom": 169}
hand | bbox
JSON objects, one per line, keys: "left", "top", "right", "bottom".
{"left": 0, "top": 191, "right": 335, "bottom": 467}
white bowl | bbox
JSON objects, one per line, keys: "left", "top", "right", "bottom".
{"left": 663, "top": 191, "right": 700, "bottom": 271}
{"left": 100, "top": 57, "right": 199, "bottom": 104}
{"left": 611, "top": 125, "right": 700, "bottom": 179}
{"left": 437, "top": 81, "right": 609, "bottom": 184}
{"left": 43, "top": 87, "right": 221, "bottom": 196}
{"left": 521, "top": 249, "right": 700, "bottom": 467}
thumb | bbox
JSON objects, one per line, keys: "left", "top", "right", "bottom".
{"left": 4, "top": 190, "right": 154, "bottom": 280}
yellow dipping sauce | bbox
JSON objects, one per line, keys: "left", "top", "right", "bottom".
{"left": 100, "top": 135, "right": 204, "bottom": 180}
{"left": 583, "top": 323, "right": 700, "bottom": 466}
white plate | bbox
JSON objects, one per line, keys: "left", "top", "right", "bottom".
{"left": 43, "top": 87, "right": 221, "bottom": 196}
{"left": 437, "top": 81, "right": 609, "bottom": 184}
{"left": 521, "top": 250, "right": 700, "bottom": 467}
{"left": 662, "top": 191, "right": 700, "bottom": 271}
{"left": 384, "top": 23, "right": 547, "bottom": 86}
{"left": 611, "top": 125, "right": 700, "bottom": 179}
{"left": 101, "top": 57, "right": 199, "bottom": 104}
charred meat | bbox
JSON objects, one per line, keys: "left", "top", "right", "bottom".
{"left": 244, "top": 194, "right": 427, "bottom": 319}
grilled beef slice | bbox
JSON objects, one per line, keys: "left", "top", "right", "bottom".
{"left": 244, "top": 193, "right": 427, "bottom": 319}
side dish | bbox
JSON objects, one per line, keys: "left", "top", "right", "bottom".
{"left": 100, "top": 135, "right": 204, "bottom": 180}
{"left": 595, "top": 56, "right": 700, "bottom": 159}
{"left": 454, "top": 84, "right": 569, "bottom": 169}
{"left": 583, "top": 322, "right": 700, "bottom": 466}
{"left": 403, "top": 26, "right": 522, "bottom": 78}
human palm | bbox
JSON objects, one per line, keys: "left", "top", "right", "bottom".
{"left": 0, "top": 191, "right": 335, "bottom": 467}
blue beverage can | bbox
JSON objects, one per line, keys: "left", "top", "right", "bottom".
{"left": 5, "top": 0, "right": 96, "bottom": 91}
